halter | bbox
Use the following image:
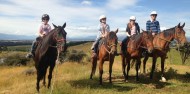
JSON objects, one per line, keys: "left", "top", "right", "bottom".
{"left": 154, "top": 27, "right": 184, "bottom": 50}
{"left": 50, "top": 32, "right": 66, "bottom": 50}
{"left": 103, "top": 43, "right": 117, "bottom": 54}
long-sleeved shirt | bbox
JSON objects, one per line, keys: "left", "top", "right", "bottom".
{"left": 126, "top": 22, "right": 140, "bottom": 36}
{"left": 96, "top": 23, "right": 110, "bottom": 39}
{"left": 39, "top": 23, "right": 52, "bottom": 37}
{"left": 146, "top": 20, "right": 160, "bottom": 33}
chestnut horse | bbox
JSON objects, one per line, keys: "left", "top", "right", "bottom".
{"left": 33, "top": 23, "right": 67, "bottom": 92}
{"left": 143, "top": 23, "right": 187, "bottom": 82}
{"left": 90, "top": 29, "right": 118, "bottom": 85}
{"left": 121, "top": 30, "right": 154, "bottom": 82}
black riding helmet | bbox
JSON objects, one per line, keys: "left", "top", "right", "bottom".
{"left": 41, "top": 14, "right": 50, "bottom": 21}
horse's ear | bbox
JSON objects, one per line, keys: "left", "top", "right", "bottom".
{"left": 177, "top": 23, "right": 181, "bottom": 28}
{"left": 52, "top": 23, "right": 57, "bottom": 28}
{"left": 62, "top": 22, "right": 66, "bottom": 29}
{"left": 181, "top": 22, "right": 185, "bottom": 28}
{"left": 115, "top": 28, "right": 118, "bottom": 33}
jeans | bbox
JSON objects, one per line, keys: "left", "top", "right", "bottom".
{"left": 121, "top": 36, "right": 128, "bottom": 54}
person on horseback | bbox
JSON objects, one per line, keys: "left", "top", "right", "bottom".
{"left": 121, "top": 16, "right": 140, "bottom": 55}
{"left": 26, "top": 14, "right": 52, "bottom": 58}
{"left": 91, "top": 15, "right": 110, "bottom": 56}
{"left": 146, "top": 11, "right": 160, "bottom": 36}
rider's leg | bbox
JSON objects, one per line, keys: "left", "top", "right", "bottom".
{"left": 121, "top": 36, "right": 128, "bottom": 55}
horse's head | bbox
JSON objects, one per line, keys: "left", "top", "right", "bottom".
{"left": 141, "top": 30, "right": 154, "bottom": 53}
{"left": 106, "top": 29, "right": 118, "bottom": 55}
{"left": 52, "top": 23, "right": 67, "bottom": 53}
{"left": 174, "top": 23, "right": 187, "bottom": 46}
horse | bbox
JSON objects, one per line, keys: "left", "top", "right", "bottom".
{"left": 143, "top": 23, "right": 187, "bottom": 82}
{"left": 90, "top": 29, "right": 118, "bottom": 85}
{"left": 33, "top": 23, "right": 67, "bottom": 92}
{"left": 121, "top": 30, "right": 154, "bottom": 82}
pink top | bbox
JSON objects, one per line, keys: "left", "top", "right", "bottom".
{"left": 130, "top": 25, "right": 136, "bottom": 35}
{"left": 39, "top": 23, "right": 51, "bottom": 37}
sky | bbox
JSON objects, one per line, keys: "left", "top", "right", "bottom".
{"left": 0, "top": 0, "right": 190, "bottom": 40}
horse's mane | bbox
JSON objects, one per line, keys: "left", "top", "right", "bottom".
{"left": 159, "top": 27, "right": 175, "bottom": 37}
{"left": 37, "top": 27, "right": 59, "bottom": 58}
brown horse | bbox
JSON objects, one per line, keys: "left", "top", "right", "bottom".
{"left": 90, "top": 29, "right": 118, "bottom": 85}
{"left": 143, "top": 23, "right": 187, "bottom": 82}
{"left": 33, "top": 23, "right": 67, "bottom": 92}
{"left": 121, "top": 30, "right": 154, "bottom": 82}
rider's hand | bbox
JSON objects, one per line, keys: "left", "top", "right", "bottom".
{"left": 152, "top": 33, "right": 155, "bottom": 36}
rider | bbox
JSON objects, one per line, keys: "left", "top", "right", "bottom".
{"left": 121, "top": 16, "right": 140, "bottom": 55}
{"left": 26, "top": 14, "right": 52, "bottom": 58}
{"left": 146, "top": 11, "right": 160, "bottom": 35}
{"left": 91, "top": 15, "right": 110, "bottom": 56}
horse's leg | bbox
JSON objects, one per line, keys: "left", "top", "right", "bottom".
{"left": 109, "top": 56, "right": 114, "bottom": 83}
{"left": 160, "top": 56, "right": 167, "bottom": 82}
{"left": 143, "top": 56, "right": 149, "bottom": 74}
{"left": 126, "top": 58, "right": 130, "bottom": 81}
{"left": 90, "top": 56, "right": 97, "bottom": 79}
{"left": 150, "top": 56, "right": 157, "bottom": 79}
{"left": 122, "top": 56, "right": 127, "bottom": 81}
{"left": 48, "top": 62, "right": 55, "bottom": 88}
{"left": 99, "top": 58, "right": 104, "bottom": 85}
{"left": 43, "top": 66, "right": 48, "bottom": 87}
{"left": 138, "top": 59, "right": 141, "bottom": 73}
{"left": 36, "top": 70, "right": 40, "bottom": 92}
{"left": 136, "top": 58, "right": 141, "bottom": 81}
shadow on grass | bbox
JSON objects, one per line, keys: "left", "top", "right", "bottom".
{"left": 68, "top": 77, "right": 135, "bottom": 92}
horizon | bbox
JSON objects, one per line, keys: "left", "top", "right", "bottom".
{"left": 0, "top": 0, "right": 190, "bottom": 40}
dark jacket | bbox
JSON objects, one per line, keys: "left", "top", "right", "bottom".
{"left": 126, "top": 23, "right": 140, "bottom": 35}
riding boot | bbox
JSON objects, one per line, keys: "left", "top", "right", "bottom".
{"left": 26, "top": 41, "right": 37, "bottom": 58}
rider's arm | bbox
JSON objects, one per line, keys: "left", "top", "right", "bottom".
{"left": 157, "top": 21, "right": 161, "bottom": 32}
{"left": 126, "top": 24, "right": 131, "bottom": 37}
{"left": 146, "top": 20, "right": 151, "bottom": 31}
{"left": 38, "top": 25, "right": 45, "bottom": 37}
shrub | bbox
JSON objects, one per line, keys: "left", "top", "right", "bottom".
{"left": 60, "top": 50, "right": 88, "bottom": 63}
{"left": 0, "top": 51, "right": 30, "bottom": 66}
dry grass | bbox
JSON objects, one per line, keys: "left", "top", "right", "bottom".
{"left": 0, "top": 42, "right": 190, "bottom": 94}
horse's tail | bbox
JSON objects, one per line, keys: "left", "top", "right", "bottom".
{"left": 90, "top": 55, "right": 97, "bottom": 79}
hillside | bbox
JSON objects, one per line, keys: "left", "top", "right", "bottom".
{"left": 0, "top": 42, "right": 190, "bottom": 94}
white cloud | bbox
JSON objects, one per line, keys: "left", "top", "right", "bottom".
{"left": 106, "top": 0, "right": 138, "bottom": 10}
{"left": 81, "top": 0, "right": 92, "bottom": 6}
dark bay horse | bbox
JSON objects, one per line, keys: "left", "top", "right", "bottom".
{"left": 90, "top": 29, "right": 118, "bottom": 85}
{"left": 33, "top": 23, "right": 67, "bottom": 92}
{"left": 143, "top": 23, "right": 187, "bottom": 82}
{"left": 121, "top": 30, "right": 154, "bottom": 82}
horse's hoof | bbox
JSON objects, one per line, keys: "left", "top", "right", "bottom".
{"left": 159, "top": 77, "right": 167, "bottom": 82}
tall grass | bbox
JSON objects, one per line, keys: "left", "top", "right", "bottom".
{"left": 0, "top": 42, "right": 190, "bottom": 94}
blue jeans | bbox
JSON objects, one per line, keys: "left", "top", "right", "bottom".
{"left": 92, "top": 37, "right": 101, "bottom": 53}
{"left": 121, "top": 36, "right": 128, "bottom": 54}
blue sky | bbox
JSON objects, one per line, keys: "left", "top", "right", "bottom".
{"left": 0, "top": 0, "right": 190, "bottom": 40}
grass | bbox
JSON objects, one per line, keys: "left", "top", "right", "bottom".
{"left": 0, "top": 42, "right": 190, "bottom": 94}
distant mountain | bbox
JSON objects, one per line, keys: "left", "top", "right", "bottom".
{"left": 0, "top": 33, "right": 189, "bottom": 42}
{"left": 0, "top": 33, "right": 35, "bottom": 40}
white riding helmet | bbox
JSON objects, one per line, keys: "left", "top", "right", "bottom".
{"left": 99, "top": 15, "right": 106, "bottom": 20}
{"left": 150, "top": 11, "right": 157, "bottom": 15}
{"left": 130, "top": 16, "right": 136, "bottom": 21}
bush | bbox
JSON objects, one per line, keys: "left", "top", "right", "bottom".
{"left": 0, "top": 51, "right": 30, "bottom": 66}
{"left": 60, "top": 50, "right": 89, "bottom": 63}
